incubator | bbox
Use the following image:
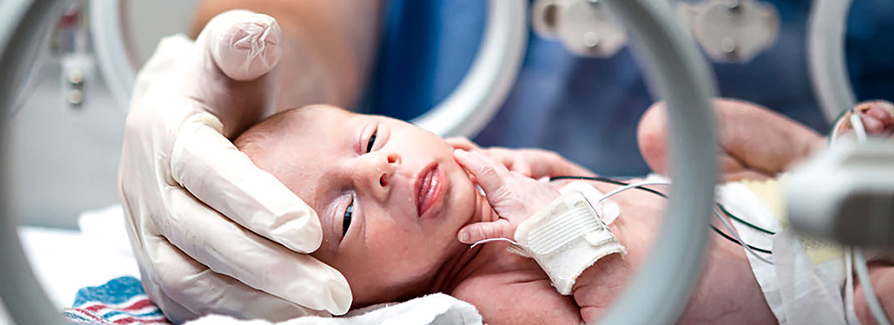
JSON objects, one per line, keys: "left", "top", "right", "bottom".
{"left": 0, "top": 0, "right": 891, "bottom": 324}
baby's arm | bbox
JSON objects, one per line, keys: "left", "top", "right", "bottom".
{"left": 637, "top": 98, "right": 825, "bottom": 182}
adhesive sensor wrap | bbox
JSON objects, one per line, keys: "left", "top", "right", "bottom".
{"left": 512, "top": 190, "right": 626, "bottom": 295}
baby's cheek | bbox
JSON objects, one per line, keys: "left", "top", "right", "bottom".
{"left": 369, "top": 226, "right": 430, "bottom": 265}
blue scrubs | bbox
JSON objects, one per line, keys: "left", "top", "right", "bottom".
{"left": 363, "top": 0, "right": 894, "bottom": 176}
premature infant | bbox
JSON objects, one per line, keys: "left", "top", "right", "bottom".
{"left": 233, "top": 100, "right": 894, "bottom": 324}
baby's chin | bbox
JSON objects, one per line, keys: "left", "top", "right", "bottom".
{"left": 436, "top": 167, "right": 480, "bottom": 226}
{"left": 456, "top": 177, "right": 496, "bottom": 228}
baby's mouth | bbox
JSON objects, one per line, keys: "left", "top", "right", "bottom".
{"left": 415, "top": 163, "right": 443, "bottom": 218}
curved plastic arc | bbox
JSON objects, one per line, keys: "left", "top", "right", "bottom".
{"left": 411, "top": 0, "right": 528, "bottom": 138}
{"left": 807, "top": 0, "right": 855, "bottom": 122}
{"left": 598, "top": 0, "right": 718, "bottom": 324}
{"left": 90, "top": 0, "right": 137, "bottom": 110}
{"left": 0, "top": 1, "right": 74, "bottom": 324}
{"left": 0, "top": 1, "right": 717, "bottom": 325}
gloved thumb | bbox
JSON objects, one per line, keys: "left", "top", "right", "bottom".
{"left": 200, "top": 10, "right": 283, "bottom": 81}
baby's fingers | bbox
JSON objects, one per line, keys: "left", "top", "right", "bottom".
{"left": 446, "top": 137, "right": 480, "bottom": 151}
{"left": 453, "top": 149, "right": 511, "bottom": 199}
{"left": 458, "top": 219, "right": 512, "bottom": 244}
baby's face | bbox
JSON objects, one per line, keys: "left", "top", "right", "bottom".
{"left": 238, "top": 105, "right": 481, "bottom": 307}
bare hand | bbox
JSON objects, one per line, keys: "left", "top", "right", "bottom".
{"left": 447, "top": 137, "right": 593, "bottom": 179}
{"left": 637, "top": 98, "right": 825, "bottom": 182}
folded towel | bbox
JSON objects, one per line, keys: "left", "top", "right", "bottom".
{"left": 62, "top": 276, "right": 171, "bottom": 325}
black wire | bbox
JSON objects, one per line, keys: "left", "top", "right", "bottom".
{"left": 549, "top": 175, "right": 773, "bottom": 254}
{"left": 717, "top": 203, "right": 775, "bottom": 235}
{"left": 709, "top": 223, "right": 772, "bottom": 254}
{"left": 551, "top": 175, "right": 670, "bottom": 198}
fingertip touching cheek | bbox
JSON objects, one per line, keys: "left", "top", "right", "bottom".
{"left": 235, "top": 105, "right": 484, "bottom": 307}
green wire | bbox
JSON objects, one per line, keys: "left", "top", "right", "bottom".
{"left": 827, "top": 108, "right": 855, "bottom": 145}
{"left": 716, "top": 203, "right": 775, "bottom": 235}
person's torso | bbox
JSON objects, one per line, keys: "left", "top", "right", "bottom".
{"left": 364, "top": 0, "right": 894, "bottom": 177}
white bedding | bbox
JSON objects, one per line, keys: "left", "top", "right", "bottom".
{"left": 17, "top": 205, "right": 141, "bottom": 308}
{"left": 7, "top": 206, "right": 483, "bottom": 325}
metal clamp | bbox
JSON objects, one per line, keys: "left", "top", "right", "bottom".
{"left": 677, "top": 0, "right": 779, "bottom": 63}
{"left": 532, "top": 0, "right": 627, "bottom": 57}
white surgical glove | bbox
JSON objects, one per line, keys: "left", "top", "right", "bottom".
{"left": 118, "top": 10, "right": 351, "bottom": 323}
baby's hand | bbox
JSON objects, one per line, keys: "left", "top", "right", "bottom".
{"left": 453, "top": 149, "right": 561, "bottom": 244}
{"left": 447, "top": 137, "right": 591, "bottom": 179}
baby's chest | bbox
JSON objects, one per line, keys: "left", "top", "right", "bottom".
{"left": 451, "top": 254, "right": 578, "bottom": 307}
{"left": 452, "top": 270, "right": 581, "bottom": 324}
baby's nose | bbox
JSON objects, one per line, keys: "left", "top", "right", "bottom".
{"left": 377, "top": 152, "right": 401, "bottom": 187}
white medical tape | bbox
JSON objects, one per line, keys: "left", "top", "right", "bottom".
{"left": 512, "top": 190, "right": 626, "bottom": 295}
{"left": 559, "top": 181, "right": 620, "bottom": 225}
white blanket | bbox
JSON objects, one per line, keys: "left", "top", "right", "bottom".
{"left": 17, "top": 205, "right": 484, "bottom": 325}
{"left": 187, "top": 294, "right": 482, "bottom": 325}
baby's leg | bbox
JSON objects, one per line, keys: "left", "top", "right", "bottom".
{"left": 833, "top": 100, "right": 894, "bottom": 139}
{"left": 847, "top": 101, "right": 894, "bottom": 324}
{"left": 854, "top": 263, "right": 894, "bottom": 325}
{"left": 637, "top": 98, "right": 825, "bottom": 182}
{"left": 858, "top": 101, "right": 894, "bottom": 135}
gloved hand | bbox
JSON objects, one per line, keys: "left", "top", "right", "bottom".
{"left": 118, "top": 10, "right": 351, "bottom": 323}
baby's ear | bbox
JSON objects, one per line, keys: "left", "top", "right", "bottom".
{"left": 446, "top": 137, "right": 480, "bottom": 151}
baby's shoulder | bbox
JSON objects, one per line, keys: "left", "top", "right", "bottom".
{"left": 451, "top": 264, "right": 548, "bottom": 297}
{"left": 449, "top": 254, "right": 582, "bottom": 324}
{"left": 451, "top": 247, "right": 547, "bottom": 294}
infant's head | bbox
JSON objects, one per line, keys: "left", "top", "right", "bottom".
{"left": 235, "top": 105, "right": 482, "bottom": 307}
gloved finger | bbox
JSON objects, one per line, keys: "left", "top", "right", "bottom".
{"left": 156, "top": 182, "right": 351, "bottom": 315}
{"left": 457, "top": 219, "right": 512, "bottom": 244}
{"left": 199, "top": 10, "right": 282, "bottom": 81}
{"left": 170, "top": 112, "right": 322, "bottom": 254}
{"left": 453, "top": 149, "right": 513, "bottom": 201}
{"left": 142, "top": 233, "right": 329, "bottom": 323}
{"left": 180, "top": 9, "right": 282, "bottom": 138}
{"left": 132, "top": 35, "right": 196, "bottom": 104}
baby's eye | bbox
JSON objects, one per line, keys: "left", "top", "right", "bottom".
{"left": 342, "top": 200, "right": 353, "bottom": 237}
{"left": 365, "top": 130, "right": 377, "bottom": 153}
